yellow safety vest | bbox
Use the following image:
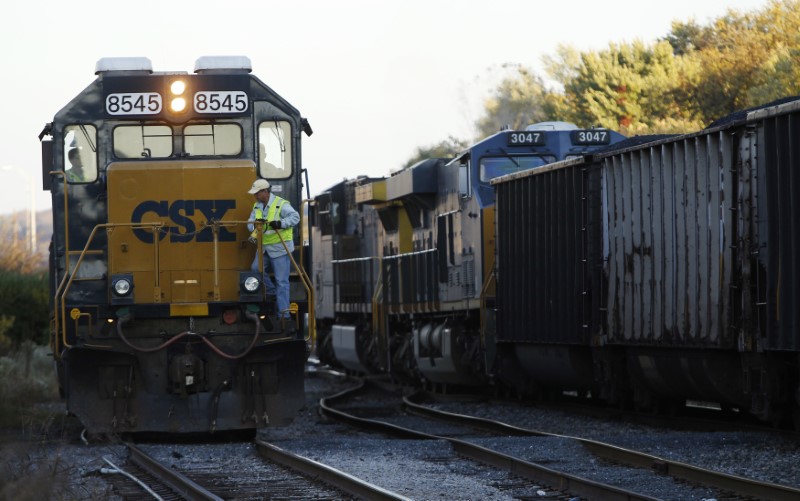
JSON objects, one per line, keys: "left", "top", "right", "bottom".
{"left": 252, "top": 197, "right": 293, "bottom": 245}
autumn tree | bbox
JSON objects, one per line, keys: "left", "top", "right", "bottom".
{"left": 550, "top": 39, "right": 704, "bottom": 134}
{"left": 665, "top": 0, "right": 800, "bottom": 120}
{"left": 408, "top": 0, "right": 800, "bottom": 165}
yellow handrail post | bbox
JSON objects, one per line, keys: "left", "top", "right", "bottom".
{"left": 478, "top": 257, "right": 496, "bottom": 350}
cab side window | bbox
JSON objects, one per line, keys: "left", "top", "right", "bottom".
{"left": 258, "top": 121, "right": 292, "bottom": 179}
{"left": 64, "top": 125, "right": 98, "bottom": 183}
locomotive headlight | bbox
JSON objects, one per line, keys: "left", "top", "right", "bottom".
{"left": 170, "top": 80, "right": 186, "bottom": 95}
{"left": 239, "top": 271, "right": 262, "bottom": 302}
{"left": 113, "top": 278, "right": 131, "bottom": 295}
{"left": 111, "top": 274, "right": 135, "bottom": 305}
{"left": 170, "top": 97, "right": 187, "bottom": 113}
{"left": 243, "top": 276, "right": 260, "bottom": 292}
{"left": 168, "top": 79, "right": 188, "bottom": 113}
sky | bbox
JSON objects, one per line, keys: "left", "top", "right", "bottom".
{"left": 0, "top": 0, "right": 771, "bottom": 216}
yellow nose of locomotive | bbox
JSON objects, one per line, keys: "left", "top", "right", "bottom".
{"left": 106, "top": 160, "right": 256, "bottom": 304}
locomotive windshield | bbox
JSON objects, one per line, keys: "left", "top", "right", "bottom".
{"left": 479, "top": 155, "right": 555, "bottom": 182}
{"left": 112, "top": 123, "right": 243, "bottom": 158}
{"left": 113, "top": 125, "right": 172, "bottom": 158}
{"left": 184, "top": 124, "right": 242, "bottom": 156}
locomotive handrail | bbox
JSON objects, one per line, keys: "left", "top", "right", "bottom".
{"left": 199, "top": 219, "right": 257, "bottom": 302}
{"left": 196, "top": 218, "right": 315, "bottom": 343}
{"left": 299, "top": 199, "right": 311, "bottom": 274}
{"left": 273, "top": 227, "right": 316, "bottom": 345}
{"left": 331, "top": 256, "right": 375, "bottom": 263}
{"left": 53, "top": 217, "right": 314, "bottom": 357}
{"left": 53, "top": 222, "right": 164, "bottom": 357}
{"left": 329, "top": 255, "right": 383, "bottom": 326}
{"left": 329, "top": 255, "right": 386, "bottom": 367}
{"left": 479, "top": 259, "right": 496, "bottom": 349}
{"left": 300, "top": 198, "right": 316, "bottom": 346}
{"left": 331, "top": 256, "right": 386, "bottom": 336}
{"left": 370, "top": 257, "right": 386, "bottom": 369}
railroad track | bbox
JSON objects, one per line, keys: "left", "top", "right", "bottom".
{"left": 110, "top": 441, "right": 408, "bottom": 500}
{"left": 254, "top": 439, "right": 409, "bottom": 500}
{"left": 319, "top": 378, "right": 800, "bottom": 501}
{"left": 403, "top": 390, "right": 800, "bottom": 501}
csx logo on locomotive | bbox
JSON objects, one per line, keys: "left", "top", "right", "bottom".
{"left": 131, "top": 199, "right": 237, "bottom": 243}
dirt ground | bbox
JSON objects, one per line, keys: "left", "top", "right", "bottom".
{"left": 0, "top": 403, "right": 124, "bottom": 501}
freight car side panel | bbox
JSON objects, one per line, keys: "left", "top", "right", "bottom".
{"left": 495, "top": 161, "right": 589, "bottom": 344}
{"left": 760, "top": 112, "right": 800, "bottom": 351}
{"left": 601, "top": 132, "right": 735, "bottom": 347}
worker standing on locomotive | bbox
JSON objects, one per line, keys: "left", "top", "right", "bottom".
{"left": 247, "top": 178, "right": 300, "bottom": 332}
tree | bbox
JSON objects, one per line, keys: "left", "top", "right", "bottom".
{"left": 742, "top": 0, "right": 800, "bottom": 104}
{"left": 665, "top": 0, "right": 800, "bottom": 120}
{"left": 0, "top": 226, "right": 49, "bottom": 350}
{"left": 474, "top": 66, "right": 563, "bottom": 137}
{"left": 458, "top": 0, "right": 800, "bottom": 147}
{"left": 557, "top": 39, "right": 704, "bottom": 134}
{"left": 0, "top": 270, "right": 48, "bottom": 349}
{"left": 402, "top": 136, "right": 470, "bottom": 169}
{"left": 663, "top": 20, "right": 712, "bottom": 56}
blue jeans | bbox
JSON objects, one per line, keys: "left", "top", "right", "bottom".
{"left": 251, "top": 252, "right": 291, "bottom": 319}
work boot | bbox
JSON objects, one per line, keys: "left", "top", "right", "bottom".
{"left": 282, "top": 318, "right": 296, "bottom": 336}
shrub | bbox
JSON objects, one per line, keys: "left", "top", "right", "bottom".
{"left": 0, "top": 270, "right": 49, "bottom": 350}
{"left": 0, "top": 343, "right": 60, "bottom": 428}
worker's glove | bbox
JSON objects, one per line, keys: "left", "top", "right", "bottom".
{"left": 269, "top": 220, "right": 282, "bottom": 230}
{"left": 248, "top": 235, "right": 258, "bottom": 244}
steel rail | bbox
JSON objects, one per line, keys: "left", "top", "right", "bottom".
{"left": 255, "top": 439, "right": 410, "bottom": 501}
{"left": 127, "top": 443, "right": 224, "bottom": 501}
{"left": 403, "top": 391, "right": 800, "bottom": 501}
{"left": 319, "top": 380, "right": 659, "bottom": 501}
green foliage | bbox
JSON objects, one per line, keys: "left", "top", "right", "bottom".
{"left": 558, "top": 40, "right": 702, "bottom": 133}
{"left": 663, "top": 20, "right": 712, "bottom": 56}
{"left": 402, "top": 136, "right": 470, "bottom": 169}
{"left": 455, "top": 0, "right": 800, "bottom": 145}
{"left": 0, "top": 270, "right": 49, "bottom": 350}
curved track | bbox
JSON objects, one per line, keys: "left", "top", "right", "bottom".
{"left": 320, "top": 378, "right": 800, "bottom": 501}
{"left": 402, "top": 391, "right": 800, "bottom": 501}
{"left": 320, "top": 379, "right": 661, "bottom": 500}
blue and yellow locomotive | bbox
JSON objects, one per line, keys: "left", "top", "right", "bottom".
{"left": 310, "top": 123, "right": 624, "bottom": 388}
{"left": 41, "top": 56, "right": 313, "bottom": 434}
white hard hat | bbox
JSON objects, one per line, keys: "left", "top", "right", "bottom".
{"left": 248, "top": 179, "right": 271, "bottom": 194}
